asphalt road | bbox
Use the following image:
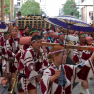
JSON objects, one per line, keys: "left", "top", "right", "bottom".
{"left": 0, "top": 79, "right": 94, "bottom": 94}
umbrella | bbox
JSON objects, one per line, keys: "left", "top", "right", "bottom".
{"left": 44, "top": 15, "right": 94, "bottom": 32}
{"left": 44, "top": 15, "right": 92, "bottom": 89}
{"left": 0, "top": 21, "right": 8, "bottom": 32}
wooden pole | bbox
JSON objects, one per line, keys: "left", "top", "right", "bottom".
{"left": 10, "top": 0, "right": 14, "bottom": 20}
{"left": 42, "top": 42, "right": 94, "bottom": 51}
{"left": 1, "top": 0, "right": 4, "bottom": 22}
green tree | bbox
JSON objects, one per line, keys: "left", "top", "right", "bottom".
{"left": 0, "top": 0, "right": 10, "bottom": 14}
{"left": 19, "top": 0, "right": 41, "bottom": 16}
{"left": 63, "top": 0, "right": 80, "bottom": 18}
{"left": 4, "top": 0, "right": 10, "bottom": 14}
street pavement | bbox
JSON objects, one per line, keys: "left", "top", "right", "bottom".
{"left": 0, "top": 79, "right": 94, "bottom": 94}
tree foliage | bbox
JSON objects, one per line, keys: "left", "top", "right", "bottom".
{"left": 19, "top": 0, "right": 41, "bottom": 16}
{"left": 63, "top": 0, "right": 80, "bottom": 18}
{"left": 4, "top": 0, "right": 10, "bottom": 14}
{"left": 0, "top": 0, "right": 10, "bottom": 14}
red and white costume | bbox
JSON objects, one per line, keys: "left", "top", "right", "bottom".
{"left": 0, "top": 36, "right": 4, "bottom": 60}
{"left": 21, "top": 32, "right": 29, "bottom": 37}
{"left": 18, "top": 46, "right": 48, "bottom": 92}
{"left": 0, "top": 33, "right": 4, "bottom": 37}
{"left": 0, "top": 35, "right": 6, "bottom": 70}
{"left": 14, "top": 44, "right": 29, "bottom": 69}
{"left": 0, "top": 36, "right": 4, "bottom": 43}
{"left": 73, "top": 43, "right": 92, "bottom": 64}
{"left": 41, "top": 59, "right": 94, "bottom": 94}
{"left": 1, "top": 39, "right": 7, "bottom": 69}
{"left": 21, "top": 33, "right": 26, "bottom": 37}
{"left": 6, "top": 37, "right": 20, "bottom": 73}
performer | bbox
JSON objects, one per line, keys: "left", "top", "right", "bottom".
{"left": 0, "top": 33, "right": 4, "bottom": 43}
{"left": 73, "top": 33, "right": 91, "bottom": 94}
{"left": 47, "top": 30, "right": 55, "bottom": 51}
{"left": 55, "top": 32, "right": 65, "bottom": 44}
{"left": 41, "top": 46, "right": 94, "bottom": 94}
{"left": 1, "top": 32, "right": 10, "bottom": 79}
{"left": 42, "top": 31, "right": 48, "bottom": 41}
{"left": 18, "top": 35, "right": 48, "bottom": 94}
{"left": 86, "top": 37, "right": 93, "bottom": 46}
{"left": 56, "top": 28, "right": 60, "bottom": 33}
{"left": 6, "top": 27, "right": 20, "bottom": 91}
{"left": 14, "top": 29, "right": 39, "bottom": 68}
{"left": 29, "top": 29, "right": 39, "bottom": 37}
{"left": 0, "top": 33, "right": 5, "bottom": 77}
{"left": 42, "top": 31, "right": 49, "bottom": 58}
{"left": 47, "top": 30, "right": 54, "bottom": 43}
{"left": 15, "top": 11, "right": 21, "bottom": 19}
{"left": 0, "top": 33, "right": 4, "bottom": 37}
{"left": 21, "top": 26, "right": 30, "bottom": 37}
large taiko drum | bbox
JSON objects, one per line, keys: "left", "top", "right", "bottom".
{"left": 19, "top": 37, "right": 32, "bottom": 49}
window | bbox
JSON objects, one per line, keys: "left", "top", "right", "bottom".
{"left": 17, "top": 2, "right": 20, "bottom": 6}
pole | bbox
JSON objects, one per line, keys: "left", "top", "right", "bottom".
{"left": 1, "top": 0, "right": 4, "bottom": 22}
{"left": 93, "top": 0, "right": 94, "bottom": 24}
{"left": 10, "top": 0, "right": 14, "bottom": 20}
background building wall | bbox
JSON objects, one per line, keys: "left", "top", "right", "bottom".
{"left": 80, "top": 0, "right": 93, "bottom": 23}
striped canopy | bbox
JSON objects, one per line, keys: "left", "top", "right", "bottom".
{"left": 44, "top": 15, "right": 94, "bottom": 32}
{"left": 0, "top": 21, "right": 8, "bottom": 32}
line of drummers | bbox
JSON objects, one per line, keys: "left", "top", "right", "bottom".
{"left": 0, "top": 25, "right": 94, "bottom": 94}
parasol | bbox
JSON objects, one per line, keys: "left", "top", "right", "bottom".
{"left": 0, "top": 21, "right": 8, "bottom": 32}
{"left": 44, "top": 15, "right": 93, "bottom": 89}
{"left": 44, "top": 15, "right": 94, "bottom": 32}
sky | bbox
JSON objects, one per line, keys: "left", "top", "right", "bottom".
{"left": 46, "top": 0, "right": 66, "bottom": 17}
{"left": 40, "top": 0, "right": 78, "bottom": 17}
{"left": 35, "top": 0, "right": 67, "bottom": 17}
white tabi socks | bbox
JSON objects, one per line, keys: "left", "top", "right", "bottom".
{"left": 85, "top": 89, "right": 90, "bottom": 94}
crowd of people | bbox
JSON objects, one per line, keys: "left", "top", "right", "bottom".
{"left": 0, "top": 23, "right": 94, "bottom": 94}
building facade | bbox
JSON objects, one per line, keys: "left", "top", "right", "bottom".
{"left": 35, "top": 0, "right": 47, "bottom": 15}
{"left": 80, "top": 0, "right": 93, "bottom": 24}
